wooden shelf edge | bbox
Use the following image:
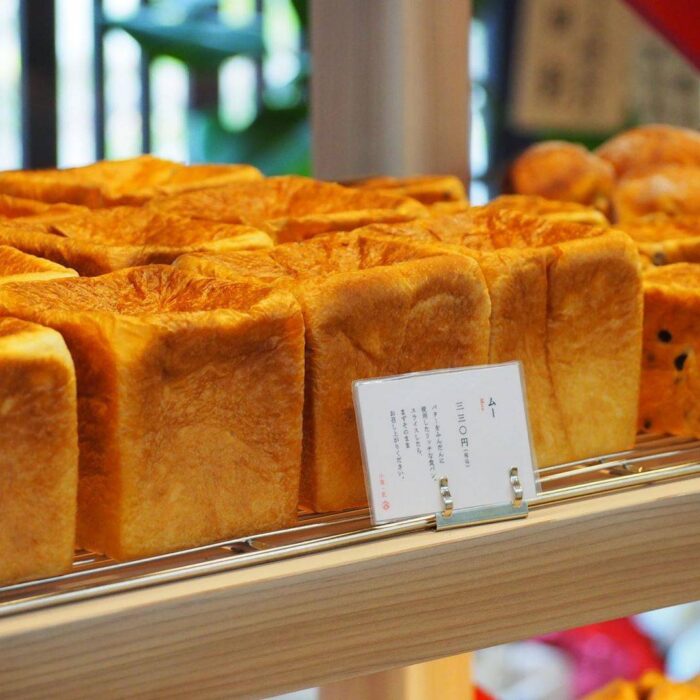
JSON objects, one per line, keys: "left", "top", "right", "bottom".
{"left": 1, "top": 477, "right": 699, "bottom": 699}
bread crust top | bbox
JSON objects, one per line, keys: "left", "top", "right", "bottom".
{"left": 0, "top": 156, "right": 262, "bottom": 207}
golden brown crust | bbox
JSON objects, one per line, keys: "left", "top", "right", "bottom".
{"left": 0, "top": 212, "right": 272, "bottom": 276}
{"left": 150, "top": 175, "right": 427, "bottom": 243}
{"left": 0, "top": 155, "right": 262, "bottom": 207}
{"left": 622, "top": 214, "right": 700, "bottom": 266}
{"left": 348, "top": 211, "right": 643, "bottom": 466}
{"left": 0, "top": 245, "right": 78, "bottom": 281}
{"left": 0, "top": 318, "right": 78, "bottom": 584}
{"left": 597, "top": 124, "right": 700, "bottom": 178}
{"left": 486, "top": 194, "right": 609, "bottom": 226}
{"left": 0, "top": 193, "right": 85, "bottom": 221}
{"left": 345, "top": 174, "right": 468, "bottom": 204}
{"left": 613, "top": 165, "right": 700, "bottom": 221}
{"left": 509, "top": 141, "right": 615, "bottom": 212}
{"left": 0, "top": 266, "right": 305, "bottom": 558}
{"left": 358, "top": 206, "right": 615, "bottom": 250}
{"left": 639, "top": 263, "right": 700, "bottom": 438}
{"left": 178, "top": 234, "right": 491, "bottom": 512}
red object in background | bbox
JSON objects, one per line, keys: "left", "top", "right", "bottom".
{"left": 624, "top": 0, "right": 700, "bottom": 70}
{"left": 539, "top": 618, "right": 664, "bottom": 698}
{"left": 475, "top": 688, "right": 496, "bottom": 700}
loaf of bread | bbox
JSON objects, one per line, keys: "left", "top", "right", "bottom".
{"left": 0, "top": 266, "right": 305, "bottom": 559}
{"left": 508, "top": 141, "right": 615, "bottom": 213}
{"left": 623, "top": 214, "right": 700, "bottom": 266}
{"left": 0, "top": 318, "right": 78, "bottom": 584}
{"left": 613, "top": 165, "right": 700, "bottom": 222}
{"left": 0, "top": 245, "right": 78, "bottom": 282}
{"left": 150, "top": 175, "right": 427, "bottom": 243}
{"left": 345, "top": 174, "right": 467, "bottom": 204}
{"left": 360, "top": 207, "right": 643, "bottom": 466}
{"left": 596, "top": 124, "right": 700, "bottom": 178}
{"left": 486, "top": 194, "right": 609, "bottom": 225}
{"left": 639, "top": 263, "right": 700, "bottom": 438}
{"left": 0, "top": 193, "right": 85, "bottom": 221}
{"left": 177, "top": 232, "right": 491, "bottom": 512}
{"left": 0, "top": 209, "right": 271, "bottom": 275}
{"left": 0, "top": 155, "right": 262, "bottom": 207}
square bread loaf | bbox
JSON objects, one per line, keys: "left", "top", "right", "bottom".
{"left": 0, "top": 209, "right": 271, "bottom": 275}
{"left": 0, "top": 193, "right": 85, "bottom": 221}
{"left": 0, "top": 266, "right": 305, "bottom": 559}
{"left": 0, "top": 245, "right": 78, "bottom": 283}
{"left": 484, "top": 194, "right": 609, "bottom": 226}
{"left": 622, "top": 214, "right": 700, "bottom": 266}
{"left": 0, "top": 318, "right": 78, "bottom": 584}
{"left": 344, "top": 174, "right": 468, "bottom": 205}
{"left": 150, "top": 175, "right": 427, "bottom": 243}
{"left": 0, "top": 155, "right": 262, "bottom": 207}
{"left": 360, "top": 207, "right": 643, "bottom": 467}
{"left": 177, "top": 232, "right": 491, "bottom": 512}
{"left": 639, "top": 263, "right": 700, "bottom": 438}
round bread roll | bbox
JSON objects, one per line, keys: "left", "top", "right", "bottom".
{"left": 597, "top": 124, "right": 700, "bottom": 178}
{"left": 613, "top": 165, "right": 700, "bottom": 222}
{"left": 508, "top": 141, "right": 615, "bottom": 213}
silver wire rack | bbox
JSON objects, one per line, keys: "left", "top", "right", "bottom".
{"left": 2, "top": 433, "right": 700, "bottom": 618}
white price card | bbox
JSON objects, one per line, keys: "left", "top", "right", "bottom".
{"left": 353, "top": 362, "right": 539, "bottom": 524}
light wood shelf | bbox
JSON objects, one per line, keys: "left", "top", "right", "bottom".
{"left": 1, "top": 476, "right": 699, "bottom": 699}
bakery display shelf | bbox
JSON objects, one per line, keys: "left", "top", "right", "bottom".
{"left": 1, "top": 433, "right": 699, "bottom": 620}
{"left": 2, "top": 434, "right": 700, "bottom": 699}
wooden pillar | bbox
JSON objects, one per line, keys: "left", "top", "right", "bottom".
{"left": 310, "top": 0, "right": 471, "bottom": 183}
{"left": 319, "top": 652, "right": 474, "bottom": 700}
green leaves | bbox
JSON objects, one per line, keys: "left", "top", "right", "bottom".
{"left": 105, "top": 2, "right": 264, "bottom": 69}
{"left": 103, "top": 0, "right": 310, "bottom": 175}
{"left": 189, "top": 105, "right": 310, "bottom": 175}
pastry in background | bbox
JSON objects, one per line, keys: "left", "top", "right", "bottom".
{"left": 177, "top": 232, "right": 491, "bottom": 513}
{"left": 0, "top": 266, "right": 305, "bottom": 559}
{"left": 150, "top": 175, "right": 427, "bottom": 243}
{"left": 596, "top": 124, "right": 700, "bottom": 179}
{"left": 508, "top": 141, "right": 616, "bottom": 214}
{"left": 0, "top": 155, "right": 262, "bottom": 208}
{"left": 0, "top": 318, "right": 78, "bottom": 584}
{"left": 0, "top": 245, "right": 78, "bottom": 282}
{"left": 345, "top": 174, "right": 467, "bottom": 205}
{"left": 613, "top": 165, "right": 700, "bottom": 222}
{"left": 639, "top": 263, "right": 700, "bottom": 439}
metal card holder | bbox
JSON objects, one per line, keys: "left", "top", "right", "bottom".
{"left": 435, "top": 467, "right": 529, "bottom": 530}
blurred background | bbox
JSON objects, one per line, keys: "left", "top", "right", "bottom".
{"left": 1, "top": 0, "right": 698, "bottom": 204}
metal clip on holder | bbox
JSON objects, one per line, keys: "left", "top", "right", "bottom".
{"left": 435, "top": 467, "right": 529, "bottom": 530}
